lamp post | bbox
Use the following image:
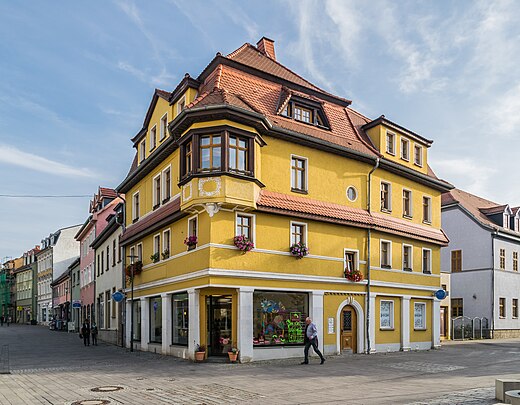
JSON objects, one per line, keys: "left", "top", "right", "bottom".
{"left": 127, "top": 254, "right": 139, "bottom": 352}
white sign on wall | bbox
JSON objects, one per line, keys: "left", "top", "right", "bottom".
{"left": 328, "top": 317, "right": 334, "bottom": 334}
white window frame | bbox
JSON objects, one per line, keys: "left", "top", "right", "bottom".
{"left": 422, "top": 195, "right": 432, "bottom": 224}
{"left": 137, "top": 243, "right": 143, "bottom": 262}
{"left": 150, "top": 125, "right": 157, "bottom": 151}
{"left": 380, "top": 300, "right": 394, "bottom": 329}
{"left": 187, "top": 215, "right": 198, "bottom": 238}
{"left": 152, "top": 173, "right": 162, "bottom": 208}
{"left": 132, "top": 191, "right": 140, "bottom": 221}
{"left": 153, "top": 234, "right": 161, "bottom": 256}
{"left": 344, "top": 249, "right": 359, "bottom": 272}
{"left": 515, "top": 215, "right": 520, "bottom": 232}
{"left": 162, "top": 229, "right": 171, "bottom": 257}
{"left": 290, "top": 221, "right": 308, "bottom": 246}
{"left": 235, "top": 212, "right": 256, "bottom": 242}
{"left": 290, "top": 154, "right": 308, "bottom": 192}
{"left": 503, "top": 213, "right": 510, "bottom": 229}
{"left": 346, "top": 186, "right": 358, "bottom": 202}
{"left": 414, "top": 144, "right": 423, "bottom": 167}
{"left": 400, "top": 137, "right": 410, "bottom": 161}
{"left": 380, "top": 181, "right": 392, "bottom": 212}
{"left": 380, "top": 239, "right": 392, "bottom": 268}
{"left": 422, "top": 248, "right": 432, "bottom": 274}
{"left": 177, "top": 96, "right": 186, "bottom": 115}
{"left": 129, "top": 246, "right": 135, "bottom": 263}
{"left": 162, "top": 165, "right": 171, "bottom": 202}
{"left": 386, "top": 131, "right": 396, "bottom": 155}
{"left": 414, "top": 302, "right": 427, "bottom": 330}
{"left": 159, "top": 113, "right": 168, "bottom": 141}
{"left": 139, "top": 139, "right": 146, "bottom": 163}
{"left": 402, "top": 188, "right": 412, "bottom": 218}
{"left": 402, "top": 244, "right": 413, "bottom": 271}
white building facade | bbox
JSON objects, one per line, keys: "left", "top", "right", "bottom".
{"left": 441, "top": 189, "right": 520, "bottom": 338}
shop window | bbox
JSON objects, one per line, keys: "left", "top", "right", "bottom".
{"left": 451, "top": 298, "right": 463, "bottom": 317}
{"left": 172, "top": 293, "right": 188, "bottom": 345}
{"left": 414, "top": 302, "right": 426, "bottom": 330}
{"left": 149, "top": 296, "right": 162, "bottom": 343}
{"left": 253, "top": 291, "right": 308, "bottom": 346}
{"left": 380, "top": 300, "right": 394, "bottom": 329}
{"left": 132, "top": 300, "right": 141, "bottom": 341}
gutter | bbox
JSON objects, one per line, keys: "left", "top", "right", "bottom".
{"left": 116, "top": 192, "right": 126, "bottom": 348}
{"left": 365, "top": 157, "right": 379, "bottom": 354}
{"left": 491, "top": 230, "right": 497, "bottom": 338}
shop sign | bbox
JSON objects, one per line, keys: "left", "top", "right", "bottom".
{"left": 328, "top": 317, "right": 334, "bottom": 334}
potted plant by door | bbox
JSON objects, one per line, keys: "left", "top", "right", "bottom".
{"left": 228, "top": 346, "right": 239, "bottom": 363}
{"left": 195, "top": 344, "right": 206, "bottom": 362}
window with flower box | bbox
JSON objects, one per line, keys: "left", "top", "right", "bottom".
{"left": 290, "top": 222, "right": 307, "bottom": 245}
{"left": 236, "top": 213, "right": 254, "bottom": 242}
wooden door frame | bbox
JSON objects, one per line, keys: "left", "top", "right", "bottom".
{"left": 336, "top": 298, "right": 364, "bottom": 354}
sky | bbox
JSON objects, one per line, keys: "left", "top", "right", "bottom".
{"left": 1, "top": 0, "right": 519, "bottom": 260}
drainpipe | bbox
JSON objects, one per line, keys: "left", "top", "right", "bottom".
{"left": 491, "top": 230, "right": 497, "bottom": 338}
{"left": 116, "top": 192, "right": 126, "bottom": 348}
{"left": 366, "top": 158, "right": 380, "bottom": 354}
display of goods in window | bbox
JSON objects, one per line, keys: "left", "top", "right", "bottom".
{"left": 344, "top": 268, "right": 364, "bottom": 282}
{"left": 233, "top": 235, "right": 254, "bottom": 252}
{"left": 289, "top": 242, "right": 309, "bottom": 258}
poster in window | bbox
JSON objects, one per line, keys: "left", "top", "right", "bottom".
{"left": 380, "top": 301, "right": 392, "bottom": 328}
{"left": 414, "top": 303, "right": 425, "bottom": 329}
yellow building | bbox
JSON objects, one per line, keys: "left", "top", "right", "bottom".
{"left": 117, "top": 37, "right": 452, "bottom": 362}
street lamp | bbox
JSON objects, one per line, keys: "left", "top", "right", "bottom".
{"left": 127, "top": 254, "right": 139, "bottom": 353}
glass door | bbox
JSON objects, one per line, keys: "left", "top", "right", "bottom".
{"left": 207, "top": 295, "right": 232, "bottom": 356}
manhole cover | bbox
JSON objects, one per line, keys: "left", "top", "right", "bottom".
{"left": 91, "top": 386, "right": 124, "bottom": 393}
{"left": 71, "top": 400, "right": 110, "bottom": 405}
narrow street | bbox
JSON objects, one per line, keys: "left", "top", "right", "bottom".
{"left": 0, "top": 324, "right": 519, "bottom": 404}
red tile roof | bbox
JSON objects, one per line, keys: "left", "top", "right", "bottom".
{"left": 120, "top": 197, "right": 181, "bottom": 244}
{"left": 257, "top": 190, "right": 449, "bottom": 245}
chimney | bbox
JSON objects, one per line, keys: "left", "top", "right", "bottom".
{"left": 256, "top": 37, "right": 276, "bottom": 61}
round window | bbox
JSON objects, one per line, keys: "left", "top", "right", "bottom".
{"left": 346, "top": 186, "right": 357, "bottom": 202}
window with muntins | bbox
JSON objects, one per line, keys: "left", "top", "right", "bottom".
{"left": 291, "top": 223, "right": 306, "bottom": 245}
{"left": 414, "top": 302, "right": 426, "bottom": 329}
{"left": 422, "top": 249, "right": 431, "bottom": 274}
{"left": 381, "top": 182, "right": 391, "bottom": 211}
{"left": 291, "top": 157, "right": 307, "bottom": 192}
{"left": 513, "top": 299, "right": 518, "bottom": 318}
{"left": 386, "top": 131, "right": 395, "bottom": 155}
{"left": 423, "top": 196, "right": 431, "bottom": 223}
{"left": 200, "top": 135, "right": 221, "bottom": 170}
{"left": 163, "top": 167, "right": 171, "bottom": 202}
{"left": 514, "top": 252, "right": 518, "bottom": 271}
{"left": 499, "top": 297, "right": 506, "bottom": 318}
{"left": 345, "top": 251, "right": 357, "bottom": 271}
{"left": 154, "top": 234, "right": 160, "bottom": 256}
{"left": 403, "top": 245, "right": 412, "bottom": 271}
{"left": 451, "top": 298, "right": 463, "bottom": 317}
{"left": 160, "top": 114, "right": 167, "bottom": 141}
{"left": 185, "top": 141, "right": 193, "bottom": 175}
{"left": 414, "top": 144, "right": 423, "bottom": 166}
{"left": 132, "top": 193, "right": 140, "bottom": 221}
{"left": 403, "top": 189, "right": 412, "bottom": 217}
{"left": 451, "top": 250, "right": 462, "bottom": 272}
{"left": 500, "top": 249, "right": 506, "bottom": 270}
{"left": 401, "top": 138, "right": 410, "bottom": 161}
{"left": 236, "top": 214, "right": 252, "bottom": 241}
{"left": 153, "top": 175, "right": 161, "bottom": 208}
{"left": 163, "top": 230, "right": 170, "bottom": 258}
{"left": 139, "top": 139, "right": 146, "bottom": 163}
{"left": 150, "top": 126, "right": 157, "bottom": 150}
{"left": 381, "top": 241, "right": 391, "bottom": 268}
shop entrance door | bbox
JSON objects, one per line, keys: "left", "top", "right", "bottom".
{"left": 207, "top": 295, "right": 232, "bottom": 356}
{"left": 340, "top": 305, "right": 357, "bottom": 352}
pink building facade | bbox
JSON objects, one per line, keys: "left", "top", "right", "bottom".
{"left": 51, "top": 271, "right": 70, "bottom": 329}
{"left": 75, "top": 187, "right": 121, "bottom": 323}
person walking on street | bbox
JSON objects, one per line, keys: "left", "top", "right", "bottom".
{"left": 0, "top": 316, "right": 4, "bottom": 326}
{"left": 6, "top": 316, "right": 10, "bottom": 327}
{"left": 301, "top": 317, "right": 325, "bottom": 365}
{"left": 91, "top": 322, "right": 98, "bottom": 346}
{"left": 81, "top": 319, "right": 91, "bottom": 346}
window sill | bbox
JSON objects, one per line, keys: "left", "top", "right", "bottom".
{"left": 422, "top": 220, "right": 432, "bottom": 225}
{"left": 422, "top": 270, "right": 431, "bottom": 275}
{"left": 291, "top": 188, "right": 308, "bottom": 195}
{"left": 403, "top": 214, "right": 413, "bottom": 220}
{"left": 381, "top": 265, "right": 392, "bottom": 269}
{"left": 162, "top": 197, "right": 170, "bottom": 204}
{"left": 381, "top": 209, "right": 392, "bottom": 214}
{"left": 401, "top": 157, "right": 410, "bottom": 162}
{"left": 386, "top": 151, "right": 395, "bottom": 156}
{"left": 153, "top": 204, "right": 160, "bottom": 211}
{"left": 149, "top": 146, "right": 156, "bottom": 153}
{"left": 403, "top": 268, "right": 413, "bottom": 272}
{"left": 380, "top": 328, "right": 394, "bottom": 331}
{"left": 499, "top": 316, "right": 505, "bottom": 319}
{"left": 414, "top": 163, "right": 423, "bottom": 168}
{"left": 132, "top": 218, "right": 139, "bottom": 224}
{"left": 414, "top": 328, "right": 427, "bottom": 331}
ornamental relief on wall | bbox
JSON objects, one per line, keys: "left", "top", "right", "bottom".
{"left": 182, "top": 182, "right": 192, "bottom": 202}
{"left": 198, "top": 177, "right": 221, "bottom": 197}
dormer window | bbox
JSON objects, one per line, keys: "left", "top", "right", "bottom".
{"left": 515, "top": 216, "right": 520, "bottom": 232}
{"left": 280, "top": 96, "right": 329, "bottom": 128}
{"left": 504, "top": 213, "right": 510, "bottom": 229}
{"left": 150, "top": 125, "right": 157, "bottom": 151}
{"left": 139, "top": 139, "right": 146, "bottom": 163}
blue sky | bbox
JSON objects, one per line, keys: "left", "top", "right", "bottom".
{"left": 1, "top": 0, "right": 519, "bottom": 260}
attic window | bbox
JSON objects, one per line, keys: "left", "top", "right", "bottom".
{"left": 280, "top": 97, "right": 329, "bottom": 128}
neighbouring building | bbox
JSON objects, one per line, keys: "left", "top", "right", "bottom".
{"left": 51, "top": 270, "right": 71, "bottom": 330}
{"left": 15, "top": 246, "right": 40, "bottom": 323}
{"left": 36, "top": 225, "right": 81, "bottom": 325}
{"left": 442, "top": 188, "right": 520, "bottom": 339}
{"left": 439, "top": 272, "right": 451, "bottom": 340}
{"left": 69, "top": 258, "right": 81, "bottom": 332}
{"left": 117, "top": 37, "right": 452, "bottom": 362}
{"left": 91, "top": 203, "right": 124, "bottom": 345}
{"left": 75, "top": 187, "right": 122, "bottom": 324}
{"left": 0, "top": 257, "right": 23, "bottom": 320}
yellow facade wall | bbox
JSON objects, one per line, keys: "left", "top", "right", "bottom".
{"left": 410, "top": 298, "right": 432, "bottom": 343}
{"left": 375, "top": 295, "right": 401, "bottom": 344}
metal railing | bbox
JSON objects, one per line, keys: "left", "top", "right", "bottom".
{"left": 451, "top": 316, "right": 490, "bottom": 340}
{"left": 0, "top": 344, "right": 9, "bottom": 374}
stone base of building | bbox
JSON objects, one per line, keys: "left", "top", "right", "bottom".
{"left": 99, "top": 329, "right": 120, "bottom": 345}
{"left": 493, "top": 329, "right": 520, "bottom": 339}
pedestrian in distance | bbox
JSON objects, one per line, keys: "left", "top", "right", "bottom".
{"left": 81, "top": 319, "right": 91, "bottom": 346}
{"left": 91, "top": 322, "right": 98, "bottom": 346}
{"left": 301, "top": 317, "right": 326, "bottom": 365}
{"left": 0, "top": 316, "right": 3, "bottom": 326}
{"left": 6, "top": 316, "right": 10, "bottom": 327}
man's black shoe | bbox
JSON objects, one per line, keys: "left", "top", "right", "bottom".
{"left": 320, "top": 358, "right": 325, "bottom": 365}
{"left": 300, "top": 361, "right": 308, "bottom": 365}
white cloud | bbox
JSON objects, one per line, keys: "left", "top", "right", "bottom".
{"left": 0, "top": 144, "right": 96, "bottom": 178}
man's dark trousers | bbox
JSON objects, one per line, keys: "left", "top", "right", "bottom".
{"left": 303, "top": 337, "right": 325, "bottom": 363}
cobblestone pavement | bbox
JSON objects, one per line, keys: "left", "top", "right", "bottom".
{"left": 1, "top": 325, "right": 520, "bottom": 404}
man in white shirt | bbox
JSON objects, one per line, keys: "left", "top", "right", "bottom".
{"left": 301, "top": 317, "right": 325, "bottom": 365}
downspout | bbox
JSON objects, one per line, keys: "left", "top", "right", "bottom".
{"left": 116, "top": 192, "right": 126, "bottom": 348}
{"left": 366, "top": 157, "right": 380, "bottom": 354}
{"left": 491, "top": 230, "right": 497, "bottom": 338}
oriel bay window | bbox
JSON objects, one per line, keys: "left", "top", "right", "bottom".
{"left": 180, "top": 129, "right": 256, "bottom": 180}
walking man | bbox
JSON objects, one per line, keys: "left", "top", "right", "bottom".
{"left": 301, "top": 317, "right": 325, "bottom": 365}
{"left": 81, "top": 319, "right": 91, "bottom": 346}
